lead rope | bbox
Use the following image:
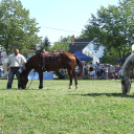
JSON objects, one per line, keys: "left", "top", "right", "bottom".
{"left": 25, "top": 71, "right": 35, "bottom": 90}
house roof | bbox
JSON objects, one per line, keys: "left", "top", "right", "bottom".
{"left": 68, "top": 38, "right": 91, "bottom": 53}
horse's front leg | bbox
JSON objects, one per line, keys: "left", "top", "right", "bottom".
{"left": 38, "top": 71, "right": 43, "bottom": 89}
{"left": 68, "top": 69, "right": 73, "bottom": 90}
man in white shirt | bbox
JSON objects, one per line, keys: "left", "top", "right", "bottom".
{"left": 7, "top": 49, "right": 26, "bottom": 89}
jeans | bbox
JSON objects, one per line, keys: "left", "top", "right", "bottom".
{"left": 7, "top": 67, "right": 21, "bottom": 89}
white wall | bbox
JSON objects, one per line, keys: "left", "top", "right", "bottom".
{"left": 82, "top": 42, "right": 105, "bottom": 64}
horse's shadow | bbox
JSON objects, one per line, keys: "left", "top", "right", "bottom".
{"left": 0, "top": 88, "right": 28, "bottom": 90}
{"left": 0, "top": 88, "right": 56, "bottom": 90}
{"left": 69, "top": 93, "right": 134, "bottom": 98}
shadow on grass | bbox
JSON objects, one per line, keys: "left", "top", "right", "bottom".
{"left": 0, "top": 88, "right": 28, "bottom": 90}
{"left": 69, "top": 93, "right": 134, "bottom": 98}
{"left": 0, "top": 88, "right": 56, "bottom": 90}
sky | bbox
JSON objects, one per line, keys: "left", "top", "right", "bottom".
{"left": 14, "top": 0, "right": 120, "bottom": 44}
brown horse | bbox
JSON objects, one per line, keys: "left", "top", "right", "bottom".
{"left": 20, "top": 51, "right": 83, "bottom": 89}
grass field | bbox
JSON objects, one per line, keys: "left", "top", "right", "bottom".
{"left": 0, "top": 79, "right": 134, "bottom": 134}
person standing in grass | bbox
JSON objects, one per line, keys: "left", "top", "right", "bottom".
{"left": 7, "top": 49, "right": 26, "bottom": 89}
{"left": 85, "top": 63, "right": 89, "bottom": 79}
{"left": 95, "top": 62, "right": 101, "bottom": 79}
{"left": 82, "top": 62, "right": 85, "bottom": 79}
{"left": 108, "top": 64, "right": 114, "bottom": 80}
{"left": 89, "top": 63, "right": 94, "bottom": 79}
{"left": 104, "top": 64, "right": 108, "bottom": 79}
{"left": 114, "top": 63, "right": 119, "bottom": 79}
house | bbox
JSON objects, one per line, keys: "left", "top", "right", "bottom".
{"left": 68, "top": 36, "right": 105, "bottom": 64}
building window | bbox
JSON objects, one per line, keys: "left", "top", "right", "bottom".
{"left": 93, "top": 44, "right": 98, "bottom": 51}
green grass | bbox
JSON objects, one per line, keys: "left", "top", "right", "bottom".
{"left": 0, "top": 79, "right": 134, "bottom": 134}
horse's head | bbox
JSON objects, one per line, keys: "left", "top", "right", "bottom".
{"left": 20, "top": 70, "right": 28, "bottom": 89}
{"left": 121, "top": 76, "right": 131, "bottom": 94}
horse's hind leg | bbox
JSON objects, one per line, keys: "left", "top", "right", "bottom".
{"left": 73, "top": 70, "right": 78, "bottom": 89}
{"left": 68, "top": 69, "right": 73, "bottom": 90}
{"left": 38, "top": 71, "right": 43, "bottom": 89}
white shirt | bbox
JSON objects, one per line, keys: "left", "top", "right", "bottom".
{"left": 7, "top": 53, "right": 26, "bottom": 67}
{"left": 105, "top": 67, "right": 108, "bottom": 73}
{"left": 75, "top": 66, "right": 79, "bottom": 72}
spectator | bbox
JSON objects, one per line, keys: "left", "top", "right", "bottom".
{"left": 0, "top": 65, "right": 3, "bottom": 77}
{"left": 64, "top": 69, "right": 68, "bottom": 79}
{"left": 104, "top": 64, "right": 108, "bottom": 79}
{"left": 75, "top": 66, "right": 79, "bottom": 76}
{"left": 95, "top": 63, "right": 101, "bottom": 79}
{"left": 82, "top": 62, "right": 85, "bottom": 79}
{"left": 108, "top": 64, "right": 114, "bottom": 80}
{"left": 100, "top": 64, "right": 105, "bottom": 79}
{"left": 118, "top": 62, "right": 123, "bottom": 78}
{"left": 85, "top": 63, "right": 89, "bottom": 79}
{"left": 114, "top": 63, "right": 119, "bottom": 79}
{"left": 89, "top": 63, "right": 94, "bottom": 79}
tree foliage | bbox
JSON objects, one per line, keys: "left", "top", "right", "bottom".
{"left": 83, "top": 0, "right": 134, "bottom": 63}
{"left": 101, "top": 47, "right": 120, "bottom": 64}
{"left": 0, "top": 0, "right": 41, "bottom": 54}
{"left": 38, "top": 36, "right": 51, "bottom": 52}
{"left": 50, "top": 36, "right": 71, "bottom": 52}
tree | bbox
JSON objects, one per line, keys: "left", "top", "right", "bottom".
{"left": 0, "top": 0, "right": 41, "bottom": 54}
{"left": 101, "top": 47, "right": 120, "bottom": 64}
{"left": 83, "top": 0, "right": 134, "bottom": 63}
{"left": 38, "top": 36, "right": 51, "bottom": 52}
{"left": 50, "top": 36, "right": 71, "bottom": 52}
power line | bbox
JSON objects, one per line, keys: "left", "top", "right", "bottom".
{"left": 0, "top": 25, "right": 81, "bottom": 33}
{"left": 49, "top": 42, "right": 90, "bottom": 44}
{"left": 39, "top": 26, "right": 80, "bottom": 33}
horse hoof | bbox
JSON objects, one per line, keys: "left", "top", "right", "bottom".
{"left": 76, "top": 85, "right": 78, "bottom": 89}
{"left": 68, "top": 86, "right": 72, "bottom": 90}
{"left": 39, "top": 87, "right": 43, "bottom": 89}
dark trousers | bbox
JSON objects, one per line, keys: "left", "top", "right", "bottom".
{"left": 7, "top": 67, "right": 21, "bottom": 89}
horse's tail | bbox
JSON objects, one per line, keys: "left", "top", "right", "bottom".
{"left": 75, "top": 55, "right": 83, "bottom": 77}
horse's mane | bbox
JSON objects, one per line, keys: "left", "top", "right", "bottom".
{"left": 25, "top": 53, "right": 41, "bottom": 68}
{"left": 25, "top": 55, "right": 35, "bottom": 66}
{"left": 21, "top": 54, "right": 39, "bottom": 75}
{"left": 123, "top": 53, "right": 134, "bottom": 77}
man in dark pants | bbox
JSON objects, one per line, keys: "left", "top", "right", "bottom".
{"left": 7, "top": 49, "right": 26, "bottom": 89}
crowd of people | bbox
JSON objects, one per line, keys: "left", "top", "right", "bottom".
{"left": 80, "top": 62, "right": 123, "bottom": 80}
{"left": 58, "top": 62, "right": 124, "bottom": 80}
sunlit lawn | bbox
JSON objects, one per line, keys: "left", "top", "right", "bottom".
{"left": 0, "top": 79, "right": 134, "bottom": 134}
